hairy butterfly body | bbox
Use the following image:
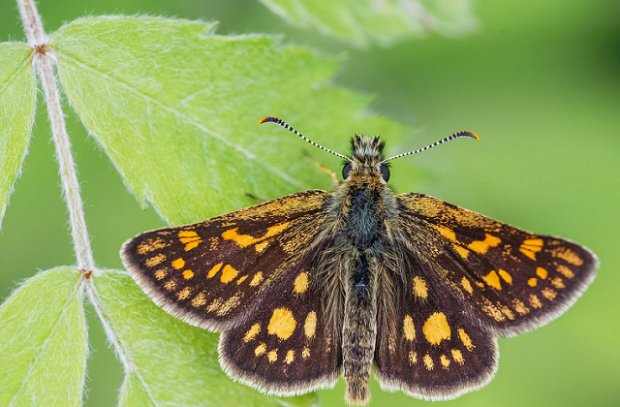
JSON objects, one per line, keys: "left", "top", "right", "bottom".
{"left": 122, "top": 117, "right": 597, "bottom": 405}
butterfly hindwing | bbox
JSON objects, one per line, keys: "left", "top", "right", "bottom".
{"left": 374, "top": 244, "right": 498, "bottom": 400}
{"left": 397, "top": 192, "right": 598, "bottom": 336}
{"left": 219, "top": 241, "right": 342, "bottom": 396}
{"left": 122, "top": 190, "right": 330, "bottom": 331}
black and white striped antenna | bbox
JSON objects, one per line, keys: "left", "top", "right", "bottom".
{"left": 382, "top": 130, "right": 480, "bottom": 163}
{"left": 259, "top": 116, "right": 350, "bottom": 161}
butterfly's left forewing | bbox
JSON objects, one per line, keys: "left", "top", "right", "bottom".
{"left": 122, "top": 190, "right": 331, "bottom": 332}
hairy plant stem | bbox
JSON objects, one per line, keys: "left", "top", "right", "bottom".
{"left": 18, "top": 0, "right": 95, "bottom": 272}
{"left": 17, "top": 0, "right": 135, "bottom": 381}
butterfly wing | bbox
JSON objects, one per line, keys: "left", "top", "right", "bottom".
{"left": 219, "top": 239, "right": 343, "bottom": 395}
{"left": 374, "top": 247, "right": 498, "bottom": 400}
{"left": 374, "top": 192, "right": 596, "bottom": 400}
{"left": 122, "top": 190, "right": 331, "bottom": 332}
{"left": 396, "top": 192, "right": 598, "bottom": 336}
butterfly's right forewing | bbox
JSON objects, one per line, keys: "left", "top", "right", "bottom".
{"left": 397, "top": 192, "right": 597, "bottom": 336}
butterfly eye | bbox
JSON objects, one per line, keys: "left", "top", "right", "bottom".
{"left": 342, "top": 162, "right": 353, "bottom": 179}
{"left": 380, "top": 164, "right": 390, "bottom": 181}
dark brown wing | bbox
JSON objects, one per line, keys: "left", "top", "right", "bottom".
{"left": 121, "top": 190, "right": 331, "bottom": 332}
{"left": 219, "top": 240, "right": 342, "bottom": 396}
{"left": 396, "top": 192, "right": 598, "bottom": 337}
{"left": 374, "top": 242, "right": 498, "bottom": 400}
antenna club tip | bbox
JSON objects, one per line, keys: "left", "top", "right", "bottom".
{"left": 460, "top": 130, "right": 480, "bottom": 141}
{"left": 259, "top": 116, "right": 278, "bottom": 124}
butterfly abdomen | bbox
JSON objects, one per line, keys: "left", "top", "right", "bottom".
{"left": 342, "top": 248, "right": 380, "bottom": 405}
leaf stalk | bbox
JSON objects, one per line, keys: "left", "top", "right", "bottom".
{"left": 18, "top": 0, "right": 95, "bottom": 272}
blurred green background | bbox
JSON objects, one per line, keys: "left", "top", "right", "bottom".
{"left": 1, "top": 0, "right": 618, "bottom": 406}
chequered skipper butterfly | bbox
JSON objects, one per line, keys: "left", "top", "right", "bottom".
{"left": 122, "top": 117, "right": 597, "bottom": 404}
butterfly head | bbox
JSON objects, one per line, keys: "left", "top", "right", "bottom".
{"left": 259, "top": 116, "right": 479, "bottom": 183}
{"left": 342, "top": 135, "right": 390, "bottom": 182}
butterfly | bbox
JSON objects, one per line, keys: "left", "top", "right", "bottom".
{"left": 122, "top": 117, "right": 598, "bottom": 405}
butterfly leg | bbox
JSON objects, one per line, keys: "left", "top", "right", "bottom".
{"left": 245, "top": 193, "right": 266, "bottom": 204}
{"left": 304, "top": 150, "right": 339, "bottom": 186}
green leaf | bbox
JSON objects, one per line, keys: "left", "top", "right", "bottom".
{"left": 50, "top": 17, "right": 410, "bottom": 225}
{"left": 0, "top": 42, "right": 36, "bottom": 230}
{"left": 0, "top": 267, "right": 86, "bottom": 406}
{"left": 92, "top": 269, "right": 317, "bottom": 407}
{"left": 258, "top": 0, "right": 478, "bottom": 47}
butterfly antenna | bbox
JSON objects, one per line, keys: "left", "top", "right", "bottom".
{"left": 382, "top": 130, "right": 480, "bottom": 163}
{"left": 259, "top": 116, "right": 350, "bottom": 160}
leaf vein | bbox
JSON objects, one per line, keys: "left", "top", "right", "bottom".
{"left": 0, "top": 56, "right": 32, "bottom": 96}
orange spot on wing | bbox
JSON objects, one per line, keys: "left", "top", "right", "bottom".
{"left": 191, "top": 292, "right": 206, "bottom": 307}
{"left": 529, "top": 294, "right": 542, "bottom": 309}
{"left": 172, "top": 258, "right": 185, "bottom": 270}
{"left": 255, "top": 343, "right": 266, "bottom": 356}
{"left": 408, "top": 351, "right": 417, "bottom": 365}
{"left": 542, "top": 288, "right": 557, "bottom": 300}
{"left": 267, "top": 308, "right": 297, "bottom": 340}
{"left": 254, "top": 241, "right": 269, "bottom": 252}
{"left": 536, "top": 267, "right": 548, "bottom": 279}
{"left": 461, "top": 277, "right": 473, "bottom": 294}
{"left": 285, "top": 350, "right": 295, "bottom": 364}
{"left": 468, "top": 234, "right": 501, "bottom": 254}
{"left": 177, "top": 287, "right": 191, "bottom": 300}
{"left": 293, "top": 272, "right": 309, "bottom": 294}
{"left": 556, "top": 265, "right": 575, "bottom": 279}
{"left": 412, "top": 276, "right": 428, "bottom": 299}
{"left": 422, "top": 313, "right": 451, "bottom": 345}
{"left": 435, "top": 225, "right": 456, "bottom": 242}
{"left": 454, "top": 245, "right": 470, "bottom": 259}
{"left": 482, "top": 270, "right": 502, "bottom": 290}
{"left": 553, "top": 247, "right": 584, "bottom": 266}
{"left": 178, "top": 230, "right": 202, "bottom": 251}
{"left": 458, "top": 328, "right": 475, "bottom": 351}
{"left": 403, "top": 315, "right": 416, "bottom": 341}
{"left": 220, "top": 264, "right": 239, "bottom": 283}
{"left": 513, "top": 299, "right": 530, "bottom": 315}
{"left": 551, "top": 277, "right": 565, "bottom": 289}
{"left": 207, "top": 262, "right": 223, "bottom": 279}
{"left": 145, "top": 254, "right": 166, "bottom": 267}
{"left": 163, "top": 280, "right": 176, "bottom": 291}
{"left": 498, "top": 269, "right": 512, "bottom": 284}
{"left": 249, "top": 272, "right": 263, "bottom": 286}
{"left": 244, "top": 323, "right": 261, "bottom": 342}
{"left": 520, "top": 238, "right": 543, "bottom": 260}
{"left": 423, "top": 354, "right": 434, "bottom": 370}
{"left": 222, "top": 222, "right": 291, "bottom": 251}
{"left": 440, "top": 355, "right": 451, "bottom": 369}
{"left": 304, "top": 311, "right": 317, "bottom": 339}
{"left": 451, "top": 349, "right": 464, "bottom": 365}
